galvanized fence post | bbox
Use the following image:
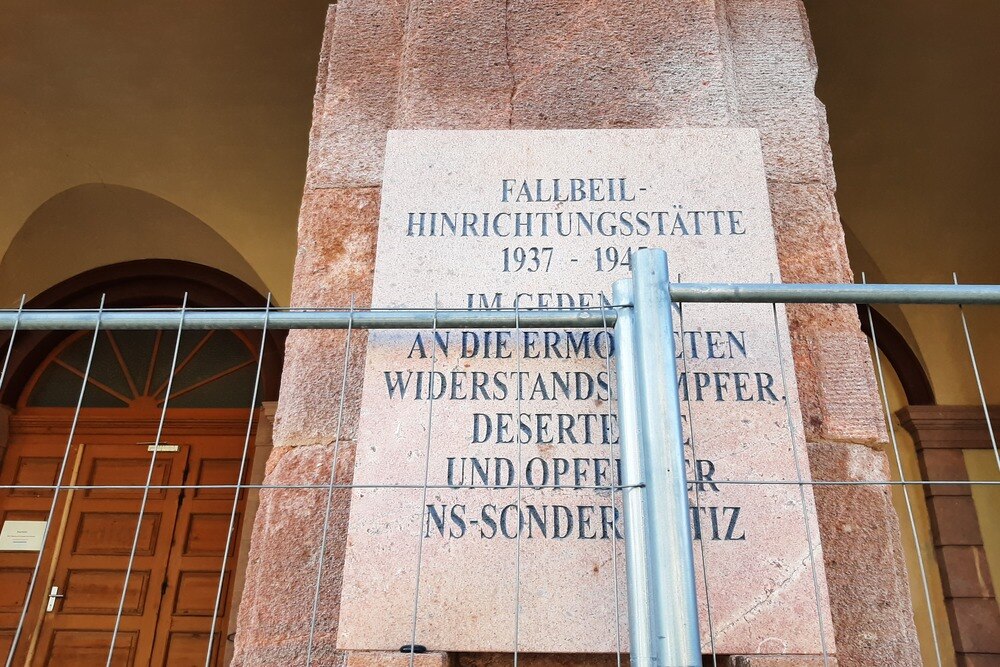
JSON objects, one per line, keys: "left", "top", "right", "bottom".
{"left": 613, "top": 278, "right": 653, "bottom": 666}
{"left": 628, "top": 248, "right": 701, "bottom": 666}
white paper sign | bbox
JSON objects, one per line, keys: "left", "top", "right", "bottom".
{"left": 0, "top": 520, "right": 47, "bottom": 551}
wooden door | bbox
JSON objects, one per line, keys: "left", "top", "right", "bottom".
{"left": 30, "top": 442, "right": 189, "bottom": 666}
{"left": 0, "top": 430, "right": 74, "bottom": 663}
{"left": 147, "top": 436, "right": 249, "bottom": 666}
{"left": 0, "top": 327, "right": 264, "bottom": 665}
{"left": 0, "top": 424, "right": 254, "bottom": 666}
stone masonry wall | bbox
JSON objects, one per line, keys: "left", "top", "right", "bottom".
{"left": 232, "top": 2, "right": 921, "bottom": 665}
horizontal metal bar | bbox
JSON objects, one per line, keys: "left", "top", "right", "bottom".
{"left": 2, "top": 479, "right": 997, "bottom": 491}
{"left": 0, "top": 483, "right": 645, "bottom": 491}
{"left": 672, "top": 282, "right": 1000, "bottom": 305}
{"left": 1, "top": 283, "right": 998, "bottom": 330}
{"left": 0, "top": 309, "right": 615, "bottom": 331}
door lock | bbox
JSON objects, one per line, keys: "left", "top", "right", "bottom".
{"left": 46, "top": 585, "right": 64, "bottom": 612}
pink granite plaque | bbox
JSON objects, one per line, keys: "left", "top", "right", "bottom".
{"left": 337, "top": 129, "right": 834, "bottom": 654}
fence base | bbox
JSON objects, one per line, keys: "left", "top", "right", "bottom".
{"left": 728, "top": 656, "right": 838, "bottom": 667}
{"left": 345, "top": 651, "right": 450, "bottom": 667}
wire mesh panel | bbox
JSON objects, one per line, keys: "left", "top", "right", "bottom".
{"left": 0, "top": 273, "right": 997, "bottom": 667}
{"left": 0, "top": 300, "right": 271, "bottom": 667}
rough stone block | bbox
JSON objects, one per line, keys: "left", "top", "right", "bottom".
{"left": 230, "top": 643, "right": 340, "bottom": 667}
{"left": 788, "top": 316, "right": 885, "bottom": 444}
{"left": 233, "top": 443, "right": 355, "bottom": 664}
{"left": 308, "top": 0, "right": 409, "bottom": 188}
{"left": 807, "top": 441, "right": 922, "bottom": 666}
{"left": 273, "top": 187, "right": 379, "bottom": 447}
{"left": 346, "top": 651, "right": 451, "bottom": 667}
{"left": 307, "top": 5, "right": 336, "bottom": 154}
{"left": 723, "top": 0, "right": 835, "bottom": 184}
{"left": 507, "top": 0, "right": 730, "bottom": 129}
{"left": 274, "top": 327, "right": 368, "bottom": 447}
{"left": 767, "top": 182, "right": 851, "bottom": 285}
{"left": 947, "top": 598, "right": 1000, "bottom": 654}
{"left": 764, "top": 181, "right": 883, "bottom": 443}
{"left": 728, "top": 655, "right": 838, "bottom": 667}
{"left": 306, "top": 0, "right": 840, "bottom": 185}
{"left": 289, "top": 187, "right": 380, "bottom": 307}
{"left": 938, "top": 546, "right": 995, "bottom": 599}
{"left": 393, "top": 0, "right": 511, "bottom": 129}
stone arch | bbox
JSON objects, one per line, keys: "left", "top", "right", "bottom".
{"left": 0, "top": 259, "right": 285, "bottom": 407}
{"left": 842, "top": 225, "right": 936, "bottom": 404}
{"left": 0, "top": 183, "right": 270, "bottom": 307}
{"left": 859, "top": 306, "right": 935, "bottom": 405}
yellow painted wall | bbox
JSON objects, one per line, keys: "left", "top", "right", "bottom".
{"left": 810, "top": 1, "right": 1000, "bottom": 403}
{"left": 0, "top": 2, "right": 333, "bottom": 304}
{"left": 875, "top": 346, "right": 957, "bottom": 667}
{"left": 966, "top": 449, "right": 1000, "bottom": 601}
{"left": 0, "top": 184, "right": 268, "bottom": 306}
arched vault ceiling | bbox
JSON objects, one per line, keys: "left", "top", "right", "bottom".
{"left": 807, "top": 0, "right": 1000, "bottom": 403}
{"left": 0, "top": 184, "right": 268, "bottom": 306}
{"left": 0, "top": 1, "right": 333, "bottom": 304}
{"left": 807, "top": 0, "right": 1000, "bottom": 286}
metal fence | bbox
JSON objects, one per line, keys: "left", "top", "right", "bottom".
{"left": 0, "top": 248, "right": 998, "bottom": 667}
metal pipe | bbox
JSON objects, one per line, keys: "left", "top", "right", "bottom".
{"left": 612, "top": 278, "right": 653, "bottom": 667}
{"left": 0, "top": 308, "right": 613, "bottom": 331}
{"left": 670, "top": 282, "right": 1000, "bottom": 304}
{"left": 1, "top": 282, "right": 999, "bottom": 331}
{"left": 630, "top": 249, "right": 701, "bottom": 665}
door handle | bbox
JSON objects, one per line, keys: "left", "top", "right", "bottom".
{"left": 46, "top": 585, "right": 64, "bottom": 612}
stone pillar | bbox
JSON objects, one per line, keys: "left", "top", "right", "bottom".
{"left": 233, "top": 2, "right": 921, "bottom": 665}
{"left": 900, "top": 406, "right": 1000, "bottom": 665}
{"left": 225, "top": 402, "right": 276, "bottom": 665}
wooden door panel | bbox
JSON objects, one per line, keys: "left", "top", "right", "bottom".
{"left": 0, "top": 507, "right": 50, "bottom": 523}
{"left": 192, "top": 457, "right": 242, "bottom": 498}
{"left": 72, "top": 509, "right": 163, "bottom": 557}
{"left": 82, "top": 457, "right": 173, "bottom": 500}
{"left": 182, "top": 513, "right": 236, "bottom": 557}
{"left": 30, "top": 443, "right": 190, "bottom": 667}
{"left": 60, "top": 569, "right": 150, "bottom": 615}
{"left": 160, "top": 631, "right": 222, "bottom": 666}
{"left": 150, "top": 439, "right": 248, "bottom": 666}
{"left": 0, "top": 568, "right": 33, "bottom": 612}
{"left": 40, "top": 629, "right": 138, "bottom": 666}
{"left": 7, "top": 455, "right": 62, "bottom": 497}
{"left": 172, "top": 570, "right": 229, "bottom": 617}
{"left": 71, "top": 512, "right": 163, "bottom": 556}
{"left": 0, "top": 631, "right": 13, "bottom": 662}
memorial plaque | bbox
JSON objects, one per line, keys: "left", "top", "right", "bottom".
{"left": 338, "top": 129, "right": 834, "bottom": 654}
